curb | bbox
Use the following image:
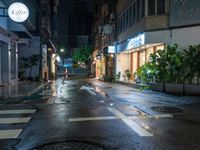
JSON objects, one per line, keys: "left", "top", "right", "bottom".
{"left": 27, "top": 82, "right": 50, "bottom": 97}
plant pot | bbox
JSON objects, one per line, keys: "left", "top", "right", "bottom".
{"left": 148, "top": 82, "right": 164, "bottom": 92}
{"left": 165, "top": 83, "right": 183, "bottom": 94}
{"left": 184, "top": 84, "right": 200, "bottom": 96}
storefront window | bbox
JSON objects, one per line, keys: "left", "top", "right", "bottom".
{"left": 146, "top": 48, "right": 154, "bottom": 62}
{"left": 10, "top": 42, "right": 16, "bottom": 80}
{"left": 139, "top": 50, "right": 146, "bottom": 66}
{"left": 156, "top": 45, "right": 164, "bottom": 51}
{"left": 133, "top": 52, "right": 138, "bottom": 73}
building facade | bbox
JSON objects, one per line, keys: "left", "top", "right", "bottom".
{"left": 40, "top": 0, "right": 59, "bottom": 80}
{"left": 92, "top": 0, "right": 117, "bottom": 81}
{"left": 0, "top": 0, "right": 39, "bottom": 84}
{"left": 116, "top": 0, "right": 200, "bottom": 81}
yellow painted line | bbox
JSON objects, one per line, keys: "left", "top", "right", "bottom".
{"left": 0, "top": 117, "right": 31, "bottom": 124}
{"left": 0, "top": 109, "right": 36, "bottom": 114}
{"left": 0, "top": 129, "right": 22, "bottom": 139}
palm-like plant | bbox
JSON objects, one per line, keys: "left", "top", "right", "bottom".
{"left": 21, "top": 54, "right": 40, "bottom": 79}
{"left": 183, "top": 44, "right": 200, "bottom": 84}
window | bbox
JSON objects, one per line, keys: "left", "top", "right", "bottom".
{"left": 136, "top": 0, "right": 140, "bottom": 21}
{"left": 141, "top": 0, "right": 145, "bottom": 18}
{"left": 157, "top": 0, "right": 165, "bottom": 15}
{"left": 148, "top": 0, "right": 155, "bottom": 16}
{"left": 117, "top": 17, "right": 121, "bottom": 34}
{"left": 148, "top": 0, "right": 166, "bottom": 16}
{"left": 122, "top": 13, "right": 125, "bottom": 31}
{"left": 128, "top": 6, "right": 132, "bottom": 27}
{"left": 126, "top": 11, "right": 128, "bottom": 29}
{"left": 132, "top": 3, "right": 136, "bottom": 24}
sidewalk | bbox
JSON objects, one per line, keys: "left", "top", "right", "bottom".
{"left": 0, "top": 81, "right": 48, "bottom": 98}
{"left": 90, "top": 79, "right": 200, "bottom": 115}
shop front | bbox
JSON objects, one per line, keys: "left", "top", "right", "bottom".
{"left": 117, "top": 31, "right": 170, "bottom": 81}
{"left": 0, "top": 31, "right": 18, "bottom": 85}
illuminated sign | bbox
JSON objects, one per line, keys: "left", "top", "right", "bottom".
{"left": 127, "top": 34, "right": 145, "bottom": 50}
{"left": 8, "top": 2, "right": 29, "bottom": 23}
{"left": 108, "top": 46, "right": 115, "bottom": 53}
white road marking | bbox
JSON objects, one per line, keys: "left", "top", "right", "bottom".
{"left": 69, "top": 106, "right": 173, "bottom": 137}
{"left": 80, "top": 86, "right": 96, "bottom": 96}
{"left": 69, "top": 116, "right": 118, "bottom": 122}
{"left": 0, "top": 129, "right": 22, "bottom": 139}
{"left": 153, "top": 114, "right": 173, "bottom": 118}
{"left": 108, "top": 107, "right": 153, "bottom": 137}
{"left": 0, "top": 117, "right": 31, "bottom": 124}
{"left": 0, "top": 109, "right": 36, "bottom": 114}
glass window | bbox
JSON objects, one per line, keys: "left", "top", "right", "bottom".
{"left": 10, "top": 42, "right": 16, "bottom": 80}
{"left": 126, "top": 11, "right": 128, "bottom": 29}
{"left": 123, "top": 13, "right": 125, "bottom": 31}
{"left": 141, "top": 0, "right": 145, "bottom": 18}
{"left": 136, "top": 0, "right": 140, "bottom": 21}
{"left": 129, "top": 6, "right": 132, "bottom": 27}
{"left": 157, "top": 0, "right": 165, "bottom": 15}
{"left": 139, "top": 50, "right": 146, "bottom": 66}
{"left": 148, "top": 0, "right": 155, "bottom": 16}
{"left": 120, "top": 17, "right": 123, "bottom": 32}
{"left": 117, "top": 17, "right": 120, "bottom": 34}
{"left": 132, "top": 3, "right": 136, "bottom": 24}
{"left": 133, "top": 52, "right": 138, "bottom": 73}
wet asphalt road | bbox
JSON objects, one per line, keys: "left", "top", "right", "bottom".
{"left": 1, "top": 78, "right": 200, "bottom": 150}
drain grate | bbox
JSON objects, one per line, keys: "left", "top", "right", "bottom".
{"left": 151, "top": 106, "right": 183, "bottom": 113}
{"left": 32, "top": 141, "right": 107, "bottom": 150}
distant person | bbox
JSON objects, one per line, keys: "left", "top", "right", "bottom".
{"left": 63, "top": 68, "right": 68, "bottom": 84}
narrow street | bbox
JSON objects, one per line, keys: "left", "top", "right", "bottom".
{"left": 0, "top": 78, "right": 200, "bottom": 150}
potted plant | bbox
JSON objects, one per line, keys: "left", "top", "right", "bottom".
{"left": 184, "top": 44, "right": 200, "bottom": 95}
{"left": 125, "top": 69, "right": 131, "bottom": 81}
{"left": 164, "top": 44, "right": 184, "bottom": 94}
{"left": 115, "top": 71, "right": 121, "bottom": 81}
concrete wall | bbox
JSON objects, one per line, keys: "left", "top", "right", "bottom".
{"left": 171, "top": 26, "right": 200, "bottom": 50}
{"left": 170, "top": 0, "right": 200, "bottom": 27}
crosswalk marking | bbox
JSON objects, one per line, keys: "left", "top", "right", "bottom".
{"left": 0, "top": 109, "right": 36, "bottom": 114}
{"left": 0, "top": 129, "right": 22, "bottom": 139}
{"left": 0, "top": 117, "right": 31, "bottom": 124}
{"left": 0, "top": 109, "right": 36, "bottom": 139}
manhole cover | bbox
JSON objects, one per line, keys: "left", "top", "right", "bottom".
{"left": 151, "top": 106, "right": 183, "bottom": 113}
{"left": 32, "top": 141, "right": 107, "bottom": 150}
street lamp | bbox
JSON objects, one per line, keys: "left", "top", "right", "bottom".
{"left": 60, "top": 48, "right": 65, "bottom": 53}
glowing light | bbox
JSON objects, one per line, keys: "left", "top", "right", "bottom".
{"left": 56, "top": 56, "right": 61, "bottom": 62}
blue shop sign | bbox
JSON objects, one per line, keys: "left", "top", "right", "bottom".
{"left": 127, "top": 34, "right": 145, "bottom": 50}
